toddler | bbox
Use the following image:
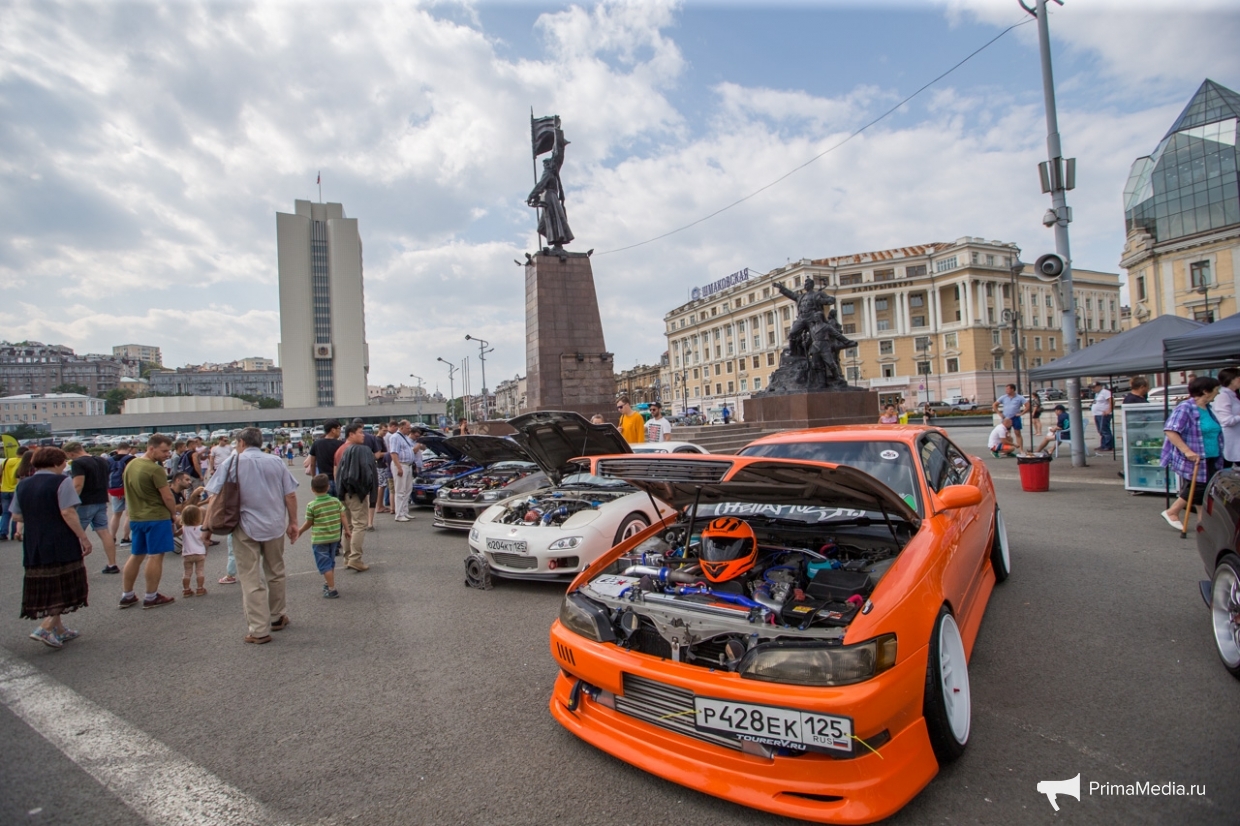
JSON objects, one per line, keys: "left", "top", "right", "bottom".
{"left": 300, "top": 474, "right": 348, "bottom": 598}
{"left": 180, "top": 504, "right": 210, "bottom": 596}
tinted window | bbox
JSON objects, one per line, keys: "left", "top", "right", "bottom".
{"left": 739, "top": 440, "right": 922, "bottom": 514}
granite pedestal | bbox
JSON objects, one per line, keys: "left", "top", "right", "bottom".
{"left": 524, "top": 249, "right": 615, "bottom": 419}
{"left": 743, "top": 389, "right": 880, "bottom": 430}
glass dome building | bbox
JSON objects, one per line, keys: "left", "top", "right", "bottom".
{"left": 1124, "top": 80, "right": 1240, "bottom": 243}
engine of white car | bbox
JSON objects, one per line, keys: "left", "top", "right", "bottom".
{"left": 493, "top": 490, "right": 632, "bottom": 527}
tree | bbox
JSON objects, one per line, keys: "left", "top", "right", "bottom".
{"left": 10, "top": 423, "right": 49, "bottom": 440}
{"left": 232, "top": 394, "right": 281, "bottom": 409}
{"left": 103, "top": 388, "right": 134, "bottom": 415}
{"left": 51, "top": 383, "right": 89, "bottom": 395}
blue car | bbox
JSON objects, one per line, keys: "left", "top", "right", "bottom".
{"left": 410, "top": 435, "right": 482, "bottom": 508}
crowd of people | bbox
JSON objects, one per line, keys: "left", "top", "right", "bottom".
{"left": 4, "top": 416, "right": 453, "bottom": 649}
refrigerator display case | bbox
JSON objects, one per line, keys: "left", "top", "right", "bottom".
{"left": 1121, "top": 403, "right": 1171, "bottom": 493}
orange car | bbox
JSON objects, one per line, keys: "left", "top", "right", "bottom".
{"left": 548, "top": 426, "right": 1009, "bottom": 824}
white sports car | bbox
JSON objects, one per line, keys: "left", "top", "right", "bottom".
{"left": 465, "top": 411, "right": 676, "bottom": 587}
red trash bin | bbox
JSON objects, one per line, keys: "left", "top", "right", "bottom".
{"left": 1016, "top": 454, "right": 1051, "bottom": 492}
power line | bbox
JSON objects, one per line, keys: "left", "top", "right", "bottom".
{"left": 596, "top": 16, "right": 1036, "bottom": 257}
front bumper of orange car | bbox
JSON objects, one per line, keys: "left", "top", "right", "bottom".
{"left": 549, "top": 620, "right": 939, "bottom": 825}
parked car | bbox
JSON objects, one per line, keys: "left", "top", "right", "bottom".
{"left": 549, "top": 424, "right": 1008, "bottom": 823}
{"left": 942, "top": 397, "right": 978, "bottom": 411}
{"left": 1196, "top": 467, "right": 1240, "bottom": 680}
{"left": 432, "top": 435, "right": 545, "bottom": 531}
{"left": 465, "top": 411, "right": 675, "bottom": 586}
{"left": 409, "top": 436, "right": 482, "bottom": 507}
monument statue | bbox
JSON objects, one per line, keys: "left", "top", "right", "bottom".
{"left": 527, "top": 114, "right": 574, "bottom": 249}
{"left": 762, "top": 277, "right": 857, "bottom": 394}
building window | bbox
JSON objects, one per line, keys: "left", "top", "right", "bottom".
{"left": 781, "top": 307, "right": 791, "bottom": 321}
{"left": 693, "top": 368, "right": 700, "bottom": 380}
{"left": 906, "top": 265, "right": 927, "bottom": 278}
{"left": 909, "top": 293, "right": 924, "bottom": 308}
{"left": 840, "top": 302, "right": 855, "bottom": 315}
{"left": 740, "top": 379, "right": 747, "bottom": 391}
{"left": 715, "top": 345, "right": 721, "bottom": 358}
{"left": 767, "top": 352, "right": 775, "bottom": 366}
{"left": 727, "top": 381, "right": 734, "bottom": 393}
{"left": 914, "top": 336, "right": 932, "bottom": 352}
{"left": 944, "top": 332, "right": 958, "bottom": 349}
{"left": 994, "top": 355, "right": 1004, "bottom": 370}
{"left": 874, "top": 298, "right": 888, "bottom": 311}
{"left": 879, "top": 340, "right": 895, "bottom": 355}
{"left": 873, "top": 268, "right": 895, "bottom": 282}
{"left": 768, "top": 331, "right": 776, "bottom": 345}
{"left": 882, "top": 364, "right": 896, "bottom": 378}
{"left": 736, "top": 320, "right": 745, "bottom": 332}
{"left": 844, "top": 347, "right": 858, "bottom": 359}
{"left": 987, "top": 308, "right": 996, "bottom": 324}
{"left": 935, "top": 256, "right": 958, "bottom": 273}
{"left": 985, "top": 282, "right": 994, "bottom": 297}
{"left": 1045, "top": 295, "right": 1053, "bottom": 308}
{"left": 842, "top": 323, "right": 857, "bottom": 334}
{"left": 714, "top": 364, "right": 722, "bottom": 376}
{"left": 715, "top": 383, "right": 722, "bottom": 394}
{"left": 793, "top": 276, "right": 800, "bottom": 286}
{"left": 1190, "top": 260, "right": 1211, "bottom": 288}
{"left": 946, "top": 358, "right": 960, "bottom": 373}
{"left": 763, "top": 288, "right": 770, "bottom": 298}
{"left": 711, "top": 307, "right": 717, "bottom": 317}
{"left": 727, "top": 343, "right": 734, "bottom": 355}
{"left": 1034, "top": 357, "right": 1043, "bottom": 367}
{"left": 840, "top": 273, "right": 862, "bottom": 285}
{"left": 726, "top": 361, "right": 733, "bottom": 373}
{"left": 876, "top": 319, "right": 891, "bottom": 331}
{"left": 986, "top": 254, "right": 995, "bottom": 266}
{"left": 753, "top": 377, "right": 762, "bottom": 389}
{"left": 911, "top": 315, "right": 926, "bottom": 328}
{"left": 752, "top": 356, "right": 760, "bottom": 368}
{"left": 847, "top": 367, "right": 861, "bottom": 381}
{"left": 917, "top": 361, "right": 931, "bottom": 375}
{"left": 752, "top": 335, "right": 760, "bottom": 349}
{"left": 1034, "top": 336, "right": 1042, "bottom": 351}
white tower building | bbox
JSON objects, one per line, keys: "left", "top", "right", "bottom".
{"left": 277, "top": 200, "right": 369, "bottom": 408}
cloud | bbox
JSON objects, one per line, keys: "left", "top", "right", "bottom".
{"left": 0, "top": 0, "right": 1228, "bottom": 393}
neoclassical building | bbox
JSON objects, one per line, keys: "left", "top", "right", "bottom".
{"left": 663, "top": 237, "right": 1119, "bottom": 416}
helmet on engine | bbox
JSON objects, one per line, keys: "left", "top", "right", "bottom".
{"left": 699, "top": 517, "right": 757, "bottom": 582}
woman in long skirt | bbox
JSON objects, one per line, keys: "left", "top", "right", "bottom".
{"left": 11, "top": 447, "right": 93, "bottom": 648}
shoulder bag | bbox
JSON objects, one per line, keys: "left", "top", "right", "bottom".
{"left": 205, "top": 455, "right": 241, "bottom": 535}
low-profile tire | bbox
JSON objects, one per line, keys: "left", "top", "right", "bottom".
{"left": 924, "top": 606, "right": 971, "bottom": 765}
{"left": 1210, "top": 553, "right": 1240, "bottom": 680}
{"left": 613, "top": 512, "right": 650, "bottom": 545}
{"left": 990, "top": 507, "right": 1011, "bottom": 584}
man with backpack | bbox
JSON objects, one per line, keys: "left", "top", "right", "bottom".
{"left": 107, "top": 443, "right": 135, "bottom": 546}
{"left": 179, "top": 437, "right": 204, "bottom": 487}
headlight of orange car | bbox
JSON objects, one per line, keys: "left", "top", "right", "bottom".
{"left": 559, "top": 593, "right": 616, "bottom": 643}
{"left": 739, "top": 635, "right": 897, "bottom": 686}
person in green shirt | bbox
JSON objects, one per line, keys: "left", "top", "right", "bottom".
{"left": 298, "top": 474, "right": 349, "bottom": 599}
{"left": 119, "top": 435, "right": 178, "bottom": 609}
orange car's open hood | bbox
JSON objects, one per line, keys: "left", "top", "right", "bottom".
{"left": 578, "top": 455, "right": 920, "bottom": 527}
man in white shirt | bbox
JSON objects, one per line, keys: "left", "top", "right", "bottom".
{"left": 991, "top": 384, "right": 1028, "bottom": 453}
{"left": 644, "top": 402, "right": 672, "bottom": 443}
{"left": 208, "top": 436, "right": 233, "bottom": 481}
{"left": 386, "top": 420, "right": 419, "bottom": 522}
{"left": 1090, "top": 381, "right": 1114, "bottom": 453}
{"left": 988, "top": 418, "right": 1018, "bottom": 457}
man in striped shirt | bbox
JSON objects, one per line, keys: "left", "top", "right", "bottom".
{"left": 299, "top": 474, "right": 348, "bottom": 599}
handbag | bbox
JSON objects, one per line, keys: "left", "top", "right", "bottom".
{"left": 205, "top": 455, "right": 241, "bottom": 535}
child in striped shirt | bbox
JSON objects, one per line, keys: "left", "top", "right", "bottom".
{"left": 299, "top": 474, "right": 349, "bottom": 599}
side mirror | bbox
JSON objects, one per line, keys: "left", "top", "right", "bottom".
{"left": 936, "top": 484, "right": 983, "bottom": 510}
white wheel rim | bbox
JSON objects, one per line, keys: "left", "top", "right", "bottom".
{"left": 622, "top": 518, "right": 648, "bottom": 540}
{"left": 1212, "top": 564, "right": 1240, "bottom": 669}
{"left": 939, "top": 614, "right": 971, "bottom": 744}
{"left": 996, "top": 509, "right": 1010, "bottom": 573}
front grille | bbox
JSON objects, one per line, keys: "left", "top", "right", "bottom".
{"left": 628, "top": 618, "right": 672, "bottom": 659}
{"left": 615, "top": 673, "right": 742, "bottom": 752}
{"left": 596, "top": 458, "right": 731, "bottom": 484}
{"left": 444, "top": 508, "right": 477, "bottom": 520}
{"left": 488, "top": 552, "right": 538, "bottom": 569}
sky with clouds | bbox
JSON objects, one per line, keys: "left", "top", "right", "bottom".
{"left": 1, "top": 0, "right": 1237, "bottom": 394}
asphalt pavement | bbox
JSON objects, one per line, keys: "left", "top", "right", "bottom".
{"left": 1, "top": 430, "right": 1237, "bottom": 826}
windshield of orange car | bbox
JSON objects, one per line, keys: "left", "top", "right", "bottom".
{"left": 737, "top": 440, "right": 922, "bottom": 516}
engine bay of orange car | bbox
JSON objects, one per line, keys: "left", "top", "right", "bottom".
{"left": 576, "top": 506, "right": 915, "bottom": 671}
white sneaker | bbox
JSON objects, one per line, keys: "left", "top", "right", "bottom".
{"left": 395, "top": 516, "right": 410, "bottom": 522}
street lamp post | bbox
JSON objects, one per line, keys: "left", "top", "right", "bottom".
{"left": 464, "top": 335, "right": 493, "bottom": 420}
{"left": 436, "top": 358, "right": 457, "bottom": 422}
{"left": 985, "top": 361, "right": 996, "bottom": 403}
{"left": 1196, "top": 277, "right": 1213, "bottom": 322}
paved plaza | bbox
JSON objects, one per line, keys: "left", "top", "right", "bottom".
{"left": 2, "top": 426, "right": 1237, "bottom": 826}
